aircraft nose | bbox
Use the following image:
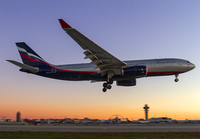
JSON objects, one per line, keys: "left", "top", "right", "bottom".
{"left": 191, "top": 63, "right": 196, "bottom": 69}
{"left": 189, "top": 63, "right": 196, "bottom": 70}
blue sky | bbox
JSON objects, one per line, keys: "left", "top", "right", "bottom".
{"left": 1, "top": 0, "right": 200, "bottom": 120}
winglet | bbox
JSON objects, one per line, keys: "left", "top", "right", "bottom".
{"left": 58, "top": 19, "right": 72, "bottom": 29}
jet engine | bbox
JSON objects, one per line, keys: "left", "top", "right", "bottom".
{"left": 122, "top": 66, "right": 147, "bottom": 77}
{"left": 116, "top": 79, "right": 136, "bottom": 86}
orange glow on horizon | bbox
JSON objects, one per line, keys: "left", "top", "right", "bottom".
{"left": 2, "top": 105, "right": 200, "bottom": 121}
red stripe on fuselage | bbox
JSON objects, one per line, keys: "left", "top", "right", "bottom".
{"left": 20, "top": 53, "right": 98, "bottom": 74}
{"left": 148, "top": 71, "right": 185, "bottom": 74}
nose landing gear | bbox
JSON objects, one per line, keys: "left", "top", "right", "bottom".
{"left": 174, "top": 74, "right": 179, "bottom": 82}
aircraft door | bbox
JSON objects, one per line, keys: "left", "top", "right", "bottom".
{"left": 52, "top": 68, "right": 56, "bottom": 73}
{"left": 149, "top": 60, "right": 156, "bottom": 72}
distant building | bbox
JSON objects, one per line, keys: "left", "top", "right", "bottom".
{"left": 149, "top": 117, "right": 172, "bottom": 123}
{"left": 16, "top": 112, "right": 21, "bottom": 122}
{"left": 1, "top": 116, "right": 6, "bottom": 122}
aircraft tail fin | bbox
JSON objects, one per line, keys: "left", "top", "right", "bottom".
{"left": 16, "top": 42, "right": 47, "bottom": 67}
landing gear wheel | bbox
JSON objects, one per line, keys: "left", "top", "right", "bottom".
{"left": 175, "top": 78, "right": 179, "bottom": 82}
{"left": 107, "top": 85, "right": 112, "bottom": 89}
{"left": 102, "top": 78, "right": 113, "bottom": 92}
{"left": 175, "top": 74, "right": 179, "bottom": 82}
{"left": 103, "top": 83, "right": 108, "bottom": 88}
{"left": 103, "top": 88, "right": 107, "bottom": 92}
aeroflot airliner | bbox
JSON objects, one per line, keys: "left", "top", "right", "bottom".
{"left": 7, "top": 19, "right": 195, "bottom": 92}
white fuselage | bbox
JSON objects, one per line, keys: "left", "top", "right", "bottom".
{"left": 55, "top": 58, "right": 195, "bottom": 77}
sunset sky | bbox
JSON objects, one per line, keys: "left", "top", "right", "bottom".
{"left": 1, "top": 0, "right": 200, "bottom": 120}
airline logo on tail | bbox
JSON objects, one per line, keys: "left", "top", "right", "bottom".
{"left": 7, "top": 42, "right": 52, "bottom": 74}
{"left": 16, "top": 42, "right": 49, "bottom": 67}
{"left": 17, "top": 46, "right": 44, "bottom": 63}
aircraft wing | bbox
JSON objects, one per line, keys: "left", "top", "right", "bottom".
{"left": 58, "top": 19, "right": 127, "bottom": 75}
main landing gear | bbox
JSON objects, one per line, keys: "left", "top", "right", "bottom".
{"left": 174, "top": 74, "right": 179, "bottom": 82}
{"left": 102, "top": 79, "right": 113, "bottom": 92}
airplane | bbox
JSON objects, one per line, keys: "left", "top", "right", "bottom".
{"left": 7, "top": 19, "right": 195, "bottom": 92}
{"left": 126, "top": 118, "right": 132, "bottom": 123}
{"left": 24, "top": 119, "right": 41, "bottom": 125}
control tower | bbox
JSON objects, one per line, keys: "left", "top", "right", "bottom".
{"left": 16, "top": 112, "right": 21, "bottom": 122}
{"left": 143, "top": 104, "right": 150, "bottom": 120}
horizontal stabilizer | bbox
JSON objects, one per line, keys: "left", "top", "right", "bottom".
{"left": 7, "top": 60, "right": 39, "bottom": 73}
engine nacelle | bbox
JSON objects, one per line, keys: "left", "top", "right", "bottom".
{"left": 116, "top": 79, "right": 136, "bottom": 86}
{"left": 122, "top": 66, "right": 147, "bottom": 77}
